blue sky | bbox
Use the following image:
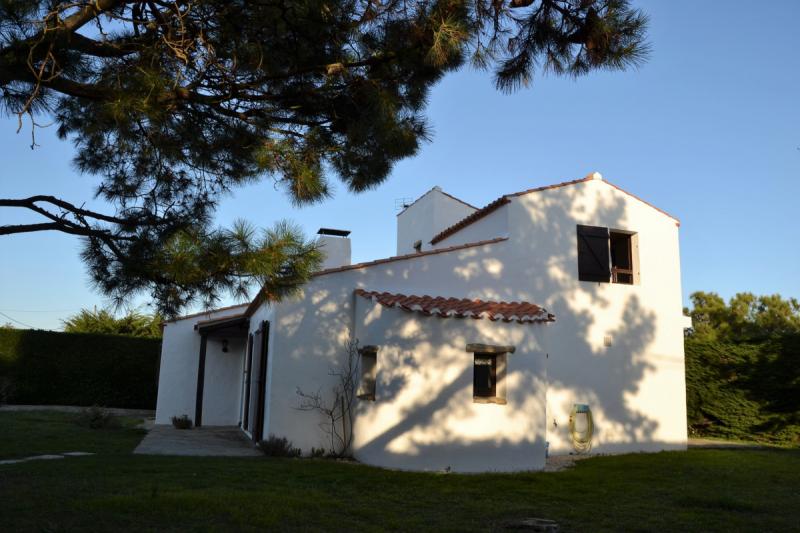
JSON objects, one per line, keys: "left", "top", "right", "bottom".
{"left": 1, "top": 1, "right": 798, "bottom": 330}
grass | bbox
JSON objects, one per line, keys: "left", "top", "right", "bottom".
{"left": 1, "top": 411, "right": 799, "bottom": 532}
{"left": 0, "top": 410, "right": 146, "bottom": 459}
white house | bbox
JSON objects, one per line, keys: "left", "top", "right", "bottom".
{"left": 155, "top": 172, "right": 688, "bottom": 472}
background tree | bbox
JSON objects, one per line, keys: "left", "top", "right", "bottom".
{"left": 62, "top": 307, "right": 163, "bottom": 337}
{"left": 0, "top": 0, "right": 649, "bottom": 315}
{"left": 687, "top": 291, "right": 800, "bottom": 342}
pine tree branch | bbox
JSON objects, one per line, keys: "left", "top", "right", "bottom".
{"left": 0, "top": 196, "right": 136, "bottom": 226}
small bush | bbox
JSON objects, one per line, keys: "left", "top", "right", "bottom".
{"left": 258, "top": 435, "right": 301, "bottom": 457}
{"left": 76, "top": 405, "right": 119, "bottom": 429}
{"left": 309, "top": 447, "right": 326, "bottom": 458}
{"left": 0, "top": 377, "right": 14, "bottom": 405}
{"left": 171, "top": 415, "right": 193, "bottom": 429}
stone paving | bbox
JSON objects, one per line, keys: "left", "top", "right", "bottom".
{"left": 134, "top": 425, "right": 261, "bottom": 457}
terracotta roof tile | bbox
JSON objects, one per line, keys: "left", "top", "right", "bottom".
{"left": 355, "top": 289, "right": 555, "bottom": 324}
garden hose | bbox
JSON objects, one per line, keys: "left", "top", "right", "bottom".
{"left": 569, "top": 404, "right": 594, "bottom": 454}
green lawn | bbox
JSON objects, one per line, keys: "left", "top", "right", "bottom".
{"left": 1, "top": 411, "right": 799, "bottom": 532}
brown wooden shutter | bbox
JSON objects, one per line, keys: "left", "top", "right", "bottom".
{"left": 576, "top": 225, "right": 611, "bottom": 282}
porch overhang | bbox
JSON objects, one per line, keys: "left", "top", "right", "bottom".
{"left": 195, "top": 315, "right": 250, "bottom": 338}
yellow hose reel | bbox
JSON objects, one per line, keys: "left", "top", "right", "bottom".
{"left": 569, "top": 404, "right": 594, "bottom": 454}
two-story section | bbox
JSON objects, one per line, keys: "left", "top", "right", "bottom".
{"left": 411, "top": 172, "right": 688, "bottom": 454}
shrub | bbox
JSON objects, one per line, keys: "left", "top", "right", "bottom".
{"left": 309, "top": 447, "right": 326, "bottom": 458}
{"left": 0, "top": 376, "right": 14, "bottom": 405}
{"left": 258, "top": 435, "right": 301, "bottom": 457}
{"left": 76, "top": 405, "right": 119, "bottom": 429}
{"left": 0, "top": 327, "right": 161, "bottom": 409}
{"left": 685, "top": 335, "right": 800, "bottom": 445}
{"left": 62, "top": 308, "right": 163, "bottom": 338}
{"left": 171, "top": 415, "right": 193, "bottom": 429}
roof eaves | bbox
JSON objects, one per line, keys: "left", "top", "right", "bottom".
{"left": 506, "top": 174, "right": 595, "bottom": 197}
{"left": 601, "top": 180, "right": 681, "bottom": 226}
{"left": 194, "top": 314, "right": 249, "bottom": 333}
{"left": 354, "top": 289, "right": 556, "bottom": 324}
{"left": 509, "top": 173, "right": 681, "bottom": 225}
{"left": 164, "top": 303, "right": 250, "bottom": 324}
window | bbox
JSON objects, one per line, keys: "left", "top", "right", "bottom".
{"left": 577, "top": 225, "right": 638, "bottom": 285}
{"left": 358, "top": 346, "right": 378, "bottom": 401}
{"left": 610, "top": 231, "right": 634, "bottom": 284}
{"left": 467, "top": 344, "right": 512, "bottom": 404}
{"left": 473, "top": 354, "right": 496, "bottom": 399}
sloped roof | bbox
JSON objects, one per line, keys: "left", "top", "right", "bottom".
{"left": 429, "top": 173, "right": 680, "bottom": 245}
{"left": 314, "top": 236, "right": 507, "bottom": 276}
{"left": 396, "top": 185, "right": 478, "bottom": 216}
{"left": 164, "top": 303, "right": 250, "bottom": 324}
{"left": 430, "top": 197, "right": 511, "bottom": 245}
{"left": 354, "top": 289, "right": 555, "bottom": 324}
{"left": 245, "top": 237, "right": 509, "bottom": 317}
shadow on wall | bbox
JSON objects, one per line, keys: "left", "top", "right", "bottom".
{"left": 277, "top": 181, "right": 672, "bottom": 457}
{"left": 0, "top": 328, "right": 161, "bottom": 409}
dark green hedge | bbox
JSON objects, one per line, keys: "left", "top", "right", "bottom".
{"left": 686, "top": 335, "right": 800, "bottom": 445}
{"left": 0, "top": 328, "right": 161, "bottom": 409}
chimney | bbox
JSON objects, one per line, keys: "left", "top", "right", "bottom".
{"left": 317, "top": 228, "right": 351, "bottom": 270}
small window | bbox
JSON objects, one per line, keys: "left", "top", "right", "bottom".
{"left": 610, "top": 231, "right": 634, "bottom": 284}
{"left": 358, "top": 346, "right": 378, "bottom": 401}
{"left": 473, "top": 354, "right": 496, "bottom": 399}
{"left": 472, "top": 352, "right": 507, "bottom": 404}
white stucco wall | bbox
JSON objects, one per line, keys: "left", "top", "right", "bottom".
{"left": 396, "top": 187, "right": 476, "bottom": 254}
{"left": 155, "top": 174, "right": 688, "bottom": 466}
{"left": 262, "top": 176, "right": 687, "bottom": 459}
{"left": 502, "top": 176, "right": 687, "bottom": 453}
{"left": 155, "top": 304, "right": 249, "bottom": 425}
{"left": 352, "top": 299, "right": 548, "bottom": 472}
{"left": 244, "top": 303, "right": 278, "bottom": 441}
{"left": 260, "top": 239, "right": 516, "bottom": 455}
{"left": 201, "top": 337, "right": 246, "bottom": 426}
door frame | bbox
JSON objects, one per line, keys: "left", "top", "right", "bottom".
{"left": 241, "top": 333, "right": 254, "bottom": 431}
{"left": 252, "top": 320, "right": 270, "bottom": 442}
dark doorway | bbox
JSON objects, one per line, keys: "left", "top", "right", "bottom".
{"left": 252, "top": 321, "right": 270, "bottom": 442}
{"left": 242, "top": 333, "right": 254, "bottom": 430}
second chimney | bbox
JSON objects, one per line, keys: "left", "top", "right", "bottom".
{"left": 317, "top": 228, "right": 351, "bottom": 270}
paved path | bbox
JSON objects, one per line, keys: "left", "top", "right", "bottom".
{"left": 134, "top": 425, "right": 261, "bottom": 457}
{"left": 0, "top": 452, "right": 95, "bottom": 466}
{"left": 0, "top": 404, "right": 155, "bottom": 418}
